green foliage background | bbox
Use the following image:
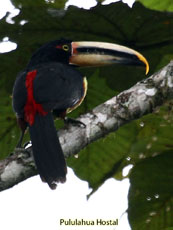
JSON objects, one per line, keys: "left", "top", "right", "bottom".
{"left": 0, "top": 0, "right": 173, "bottom": 229}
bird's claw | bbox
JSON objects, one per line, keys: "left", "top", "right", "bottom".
{"left": 15, "top": 147, "right": 27, "bottom": 153}
{"left": 64, "top": 117, "right": 86, "bottom": 128}
{"left": 14, "top": 147, "right": 31, "bottom": 158}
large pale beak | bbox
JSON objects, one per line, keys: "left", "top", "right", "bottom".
{"left": 70, "top": 41, "right": 149, "bottom": 74}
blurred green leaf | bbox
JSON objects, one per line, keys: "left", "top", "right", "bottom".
{"left": 11, "top": 0, "right": 67, "bottom": 8}
{"left": 0, "top": 90, "right": 30, "bottom": 159}
{"left": 128, "top": 151, "right": 173, "bottom": 230}
{"left": 96, "top": 0, "right": 105, "bottom": 3}
{"left": 0, "top": 90, "right": 17, "bottom": 158}
{"left": 137, "top": 0, "right": 173, "bottom": 12}
{"left": 68, "top": 102, "right": 173, "bottom": 195}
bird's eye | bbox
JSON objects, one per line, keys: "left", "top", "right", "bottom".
{"left": 62, "top": 45, "right": 69, "bottom": 51}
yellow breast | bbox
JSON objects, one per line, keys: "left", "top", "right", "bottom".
{"left": 66, "top": 77, "right": 88, "bottom": 114}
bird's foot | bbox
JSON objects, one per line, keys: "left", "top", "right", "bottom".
{"left": 64, "top": 117, "right": 86, "bottom": 128}
{"left": 14, "top": 141, "right": 32, "bottom": 157}
{"left": 14, "top": 147, "right": 26, "bottom": 153}
{"left": 16, "top": 124, "right": 28, "bottom": 149}
{"left": 14, "top": 147, "right": 31, "bottom": 159}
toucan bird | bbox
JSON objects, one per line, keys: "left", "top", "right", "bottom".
{"left": 12, "top": 39, "right": 149, "bottom": 189}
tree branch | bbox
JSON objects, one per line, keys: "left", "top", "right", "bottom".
{"left": 0, "top": 61, "right": 173, "bottom": 191}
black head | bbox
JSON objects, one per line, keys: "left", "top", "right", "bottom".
{"left": 27, "top": 39, "right": 149, "bottom": 74}
{"left": 27, "top": 39, "right": 72, "bottom": 69}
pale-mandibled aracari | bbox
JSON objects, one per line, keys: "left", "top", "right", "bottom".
{"left": 12, "top": 39, "right": 149, "bottom": 189}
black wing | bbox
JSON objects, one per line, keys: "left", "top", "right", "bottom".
{"left": 12, "top": 70, "right": 27, "bottom": 118}
{"left": 32, "top": 62, "right": 84, "bottom": 112}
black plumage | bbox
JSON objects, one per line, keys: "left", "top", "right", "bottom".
{"left": 13, "top": 39, "right": 149, "bottom": 189}
{"left": 13, "top": 41, "right": 86, "bottom": 189}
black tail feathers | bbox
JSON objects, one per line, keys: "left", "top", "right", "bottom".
{"left": 29, "top": 112, "right": 67, "bottom": 189}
